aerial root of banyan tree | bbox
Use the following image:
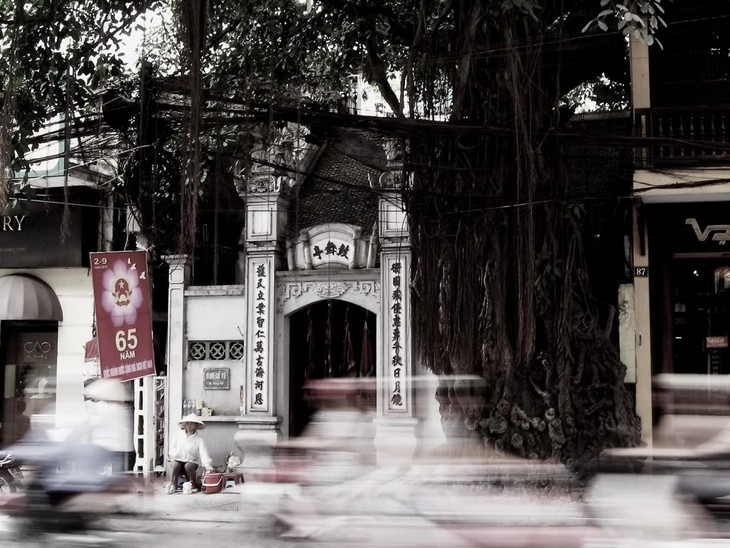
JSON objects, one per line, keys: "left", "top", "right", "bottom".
{"left": 401, "top": 7, "right": 641, "bottom": 473}
{"left": 406, "top": 130, "right": 641, "bottom": 474}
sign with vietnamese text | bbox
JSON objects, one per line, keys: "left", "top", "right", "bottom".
{"left": 90, "top": 250, "right": 155, "bottom": 381}
{"left": 204, "top": 368, "right": 230, "bottom": 390}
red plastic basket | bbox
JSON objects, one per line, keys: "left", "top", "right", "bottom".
{"left": 201, "top": 472, "right": 224, "bottom": 494}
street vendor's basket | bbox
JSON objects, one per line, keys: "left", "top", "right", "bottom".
{"left": 201, "top": 472, "right": 224, "bottom": 494}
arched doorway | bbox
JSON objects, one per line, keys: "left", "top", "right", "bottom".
{"left": 288, "top": 300, "right": 376, "bottom": 437}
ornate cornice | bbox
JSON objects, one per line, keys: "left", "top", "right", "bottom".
{"left": 276, "top": 280, "right": 381, "bottom": 313}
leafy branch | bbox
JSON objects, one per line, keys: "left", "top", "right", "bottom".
{"left": 582, "top": 0, "right": 669, "bottom": 47}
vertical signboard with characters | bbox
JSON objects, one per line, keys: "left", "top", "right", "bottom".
{"left": 90, "top": 250, "right": 155, "bottom": 381}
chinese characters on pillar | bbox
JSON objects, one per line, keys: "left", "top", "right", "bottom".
{"left": 389, "top": 259, "right": 405, "bottom": 410}
{"left": 250, "top": 261, "right": 270, "bottom": 411}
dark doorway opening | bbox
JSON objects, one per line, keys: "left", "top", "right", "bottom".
{"left": 288, "top": 301, "right": 376, "bottom": 437}
{"left": 670, "top": 258, "right": 730, "bottom": 376}
{"left": 653, "top": 257, "right": 730, "bottom": 418}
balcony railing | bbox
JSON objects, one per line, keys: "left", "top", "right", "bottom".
{"left": 634, "top": 106, "right": 730, "bottom": 168}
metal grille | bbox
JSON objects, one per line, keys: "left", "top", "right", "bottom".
{"left": 189, "top": 341, "right": 207, "bottom": 360}
{"left": 229, "top": 341, "right": 244, "bottom": 359}
{"left": 187, "top": 341, "right": 244, "bottom": 361}
{"left": 209, "top": 342, "right": 227, "bottom": 360}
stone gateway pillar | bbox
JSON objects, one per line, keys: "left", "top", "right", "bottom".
{"left": 233, "top": 157, "right": 290, "bottom": 478}
{"left": 373, "top": 166, "right": 419, "bottom": 461}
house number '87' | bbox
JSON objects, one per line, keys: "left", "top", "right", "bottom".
{"left": 116, "top": 328, "right": 138, "bottom": 351}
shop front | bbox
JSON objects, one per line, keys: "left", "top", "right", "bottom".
{"left": 642, "top": 202, "right": 730, "bottom": 416}
{"left": 0, "top": 194, "right": 103, "bottom": 448}
{"left": 1, "top": 321, "right": 60, "bottom": 446}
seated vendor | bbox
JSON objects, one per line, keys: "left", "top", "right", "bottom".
{"left": 168, "top": 413, "right": 212, "bottom": 492}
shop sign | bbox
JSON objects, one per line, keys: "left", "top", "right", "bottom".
{"left": 19, "top": 333, "right": 57, "bottom": 364}
{"left": 0, "top": 202, "right": 83, "bottom": 267}
{"left": 707, "top": 336, "right": 729, "bottom": 349}
{"left": 90, "top": 250, "right": 155, "bottom": 381}
{"left": 659, "top": 203, "right": 730, "bottom": 254}
{"left": 204, "top": 368, "right": 230, "bottom": 390}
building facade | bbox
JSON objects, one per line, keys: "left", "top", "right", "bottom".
{"left": 0, "top": 137, "right": 116, "bottom": 448}
{"left": 626, "top": 1, "right": 730, "bottom": 443}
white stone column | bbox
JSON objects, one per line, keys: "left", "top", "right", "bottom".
{"left": 632, "top": 204, "right": 653, "bottom": 444}
{"left": 381, "top": 251, "right": 412, "bottom": 416}
{"left": 163, "top": 254, "right": 190, "bottom": 456}
{"left": 373, "top": 165, "right": 419, "bottom": 462}
{"left": 235, "top": 169, "right": 289, "bottom": 478}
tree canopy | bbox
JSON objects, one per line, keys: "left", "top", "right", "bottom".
{"left": 0, "top": 1, "right": 159, "bottom": 194}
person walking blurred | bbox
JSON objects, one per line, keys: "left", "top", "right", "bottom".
{"left": 82, "top": 377, "right": 135, "bottom": 473}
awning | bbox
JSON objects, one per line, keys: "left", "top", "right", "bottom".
{"left": 0, "top": 274, "right": 63, "bottom": 321}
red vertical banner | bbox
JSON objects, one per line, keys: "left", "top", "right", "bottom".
{"left": 90, "top": 250, "right": 155, "bottom": 381}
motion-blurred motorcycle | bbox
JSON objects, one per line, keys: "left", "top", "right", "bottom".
{"left": 0, "top": 432, "right": 144, "bottom": 539}
{"left": 0, "top": 452, "right": 22, "bottom": 494}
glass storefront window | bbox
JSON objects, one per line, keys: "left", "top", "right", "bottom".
{"left": 1, "top": 328, "right": 57, "bottom": 447}
{"left": 671, "top": 260, "right": 730, "bottom": 376}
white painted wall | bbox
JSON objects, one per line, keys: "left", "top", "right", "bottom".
{"left": 0, "top": 267, "right": 94, "bottom": 429}
{"left": 618, "top": 284, "right": 637, "bottom": 384}
{"left": 634, "top": 169, "right": 730, "bottom": 203}
{"left": 185, "top": 289, "right": 246, "bottom": 339}
{"left": 183, "top": 288, "right": 246, "bottom": 416}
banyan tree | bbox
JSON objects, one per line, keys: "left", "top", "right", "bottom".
{"left": 398, "top": 2, "right": 646, "bottom": 467}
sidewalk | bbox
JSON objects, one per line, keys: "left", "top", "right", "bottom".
{"left": 128, "top": 480, "right": 295, "bottom": 524}
{"left": 129, "top": 485, "right": 245, "bottom": 523}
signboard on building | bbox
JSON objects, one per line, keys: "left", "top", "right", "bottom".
{"left": 707, "top": 336, "right": 729, "bottom": 349}
{"left": 204, "top": 368, "right": 230, "bottom": 390}
{"left": 656, "top": 203, "right": 730, "bottom": 255}
{"left": 19, "top": 332, "right": 58, "bottom": 365}
{"left": 0, "top": 201, "right": 83, "bottom": 267}
{"left": 90, "top": 250, "right": 155, "bottom": 381}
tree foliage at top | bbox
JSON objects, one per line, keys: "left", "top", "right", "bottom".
{"left": 0, "top": 0, "right": 158, "bottom": 201}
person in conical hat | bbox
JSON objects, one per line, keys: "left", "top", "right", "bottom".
{"left": 168, "top": 413, "right": 212, "bottom": 493}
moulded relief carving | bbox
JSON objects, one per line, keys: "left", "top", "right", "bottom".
{"left": 313, "top": 281, "right": 348, "bottom": 298}
{"left": 276, "top": 280, "right": 381, "bottom": 313}
{"left": 378, "top": 170, "right": 402, "bottom": 189}
{"left": 247, "top": 175, "right": 281, "bottom": 194}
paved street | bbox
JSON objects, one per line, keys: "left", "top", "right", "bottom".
{"left": 4, "top": 472, "right": 730, "bottom": 547}
{"left": 0, "top": 482, "right": 299, "bottom": 548}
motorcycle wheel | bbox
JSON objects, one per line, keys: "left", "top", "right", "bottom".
{"left": 0, "top": 470, "right": 16, "bottom": 493}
